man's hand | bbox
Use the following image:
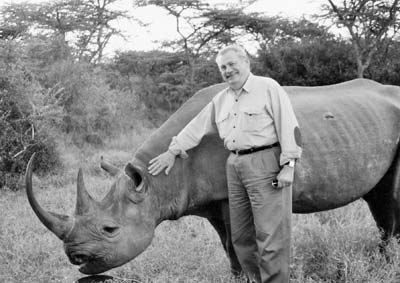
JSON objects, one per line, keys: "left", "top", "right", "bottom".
{"left": 148, "top": 151, "right": 176, "bottom": 176}
{"left": 275, "top": 165, "right": 294, "bottom": 188}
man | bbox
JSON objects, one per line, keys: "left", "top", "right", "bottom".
{"left": 148, "top": 45, "right": 302, "bottom": 283}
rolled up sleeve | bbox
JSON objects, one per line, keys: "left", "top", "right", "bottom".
{"left": 168, "top": 101, "right": 217, "bottom": 158}
{"left": 267, "top": 81, "right": 302, "bottom": 165}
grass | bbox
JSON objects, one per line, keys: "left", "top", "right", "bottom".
{"left": 1, "top": 128, "right": 400, "bottom": 283}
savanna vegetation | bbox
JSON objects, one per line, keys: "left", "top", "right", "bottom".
{"left": 1, "top": 0, "right": 400, "bottom": 282}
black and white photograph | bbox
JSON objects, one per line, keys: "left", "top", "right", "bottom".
{"left": 1, "top": 0, "right": 400, "bottom": 282}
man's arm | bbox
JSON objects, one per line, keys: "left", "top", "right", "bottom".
{"left": 267, "top": 81, "right": 302, "bottom": 164}
{"left": 148, "top": 101, "right": 217, "bottom": 176}
{"left": 267, "top": 80, "right": 302, "bottom": 188}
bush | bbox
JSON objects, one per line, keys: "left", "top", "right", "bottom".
{"left": 0, "top": 51, "right": 61, "bottom": 190}
{"left": 41, "top": 60, "right": 120, "bottom": 144}
{"left": 0, "top": 96, "right": 61, "bottom": 190}
{"left": 111, "top": 51, "right": 222, "bottom": 124}
{"left": 255, "top": 36, "right": 357, "bottom": 86}
{"left": 366, "top": 40, "right": 400, "bottom": 85}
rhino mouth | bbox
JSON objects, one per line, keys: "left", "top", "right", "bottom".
{"left": 78, "top": 259, "right": 110, "bottom": 275}
{"left": 68, "top": 252, "right": 109, "bottom": 274}
{"left": 69, "top": 251, "right": 93, "bottom": 265}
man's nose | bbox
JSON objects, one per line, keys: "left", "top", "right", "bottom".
{"left": 224, "top": 66, "right": 234, "bottom": 74}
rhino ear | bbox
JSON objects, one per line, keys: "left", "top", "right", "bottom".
{"left": 125, "top": 162, "right": 147, "bottom": 193}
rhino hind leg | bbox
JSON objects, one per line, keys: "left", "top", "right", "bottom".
{"left": 202, "top": 201, "right": 242, "bottom": 276}
{"left": 363, "top": 148, "right": 400, "bottom": 246}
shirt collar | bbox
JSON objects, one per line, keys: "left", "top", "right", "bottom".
{"left": 242, "top": 73, "right": 255, "bottom": 93}
{"left": 227, "top": 72, "right": 255, "bottom": 97}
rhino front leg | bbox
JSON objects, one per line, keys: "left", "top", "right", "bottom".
{"left": 203, "top": 200, "right": 242, "bottom": 276}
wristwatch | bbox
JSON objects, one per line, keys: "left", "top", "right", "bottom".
{"left": 285, "top": 159, "right": 295, "bottom": 168}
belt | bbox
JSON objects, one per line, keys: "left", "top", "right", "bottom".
{"left": 230, "top": 142, "right": 280, "bottom": 155}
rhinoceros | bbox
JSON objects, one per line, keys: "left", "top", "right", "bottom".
{"left": 25, "top": 78, "right": 400, "bottom": 275}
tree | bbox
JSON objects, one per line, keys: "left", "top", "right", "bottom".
{"left": 0, "top": 0, "right": 129, "bottom": 63}
{"left": 202, "top": 10, "right": 332, "bottom": 56}
{"left": 137, "top": 1, "right": 259, "bottom": 90}
{"left": 74, "top": 0, "right": 130, "bottom": 62}
{"left": 321, "top": 0, "right": 400, "bottom": 78}
{"left": 137, "top": 0, "right": 216, "bottom": 91}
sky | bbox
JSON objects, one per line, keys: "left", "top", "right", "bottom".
{"left": 4, "top": 0, "right": 327, "bottom": 56}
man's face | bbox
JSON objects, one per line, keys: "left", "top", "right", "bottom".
{"left": 216, "top": 50, "right": 250, "bottom": 90}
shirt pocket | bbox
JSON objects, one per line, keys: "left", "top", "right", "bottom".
{"left": 215, "top": 112, "right": 231, "bottom": 138}
{"left": 241, "top": 108, "right": 268, "bottom": 133}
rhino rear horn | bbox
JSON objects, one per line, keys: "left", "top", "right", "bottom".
{"left": 25, "top": 153, "right": 73, "bottom": 240}
{"left": 100, "top": 156, "right": 120, "bottom": 176}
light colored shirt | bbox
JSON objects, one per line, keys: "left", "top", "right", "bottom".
{"left": 169, "top": 73, "right": 302, "bottom": 165}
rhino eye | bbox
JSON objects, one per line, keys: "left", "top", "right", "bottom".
{"left": 102, "top": 226, "right": 119, "bottom": 236}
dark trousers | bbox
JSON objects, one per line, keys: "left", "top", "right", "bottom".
{"left": 226, "top": 146, "right": 292, "bottom": 283}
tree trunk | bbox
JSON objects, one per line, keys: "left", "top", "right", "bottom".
{"left": 357, "top": 63, "right": 365, "bottom": 78}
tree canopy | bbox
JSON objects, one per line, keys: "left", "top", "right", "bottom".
{"left": 1, "top": 0, "right": 129, "bottom": 62}
{"left": 321, "top": 0, "right": 400, "bottom": 77}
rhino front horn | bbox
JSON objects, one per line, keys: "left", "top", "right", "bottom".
{"left": 75, "top": 168, "right": 97, "bottom": 215}
{"left": 25, "top": 153, "right": 73, "bottom": 240}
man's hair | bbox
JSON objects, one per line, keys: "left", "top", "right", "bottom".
{"left": 215, "top": 45, "right": 249, "bottom": 63}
